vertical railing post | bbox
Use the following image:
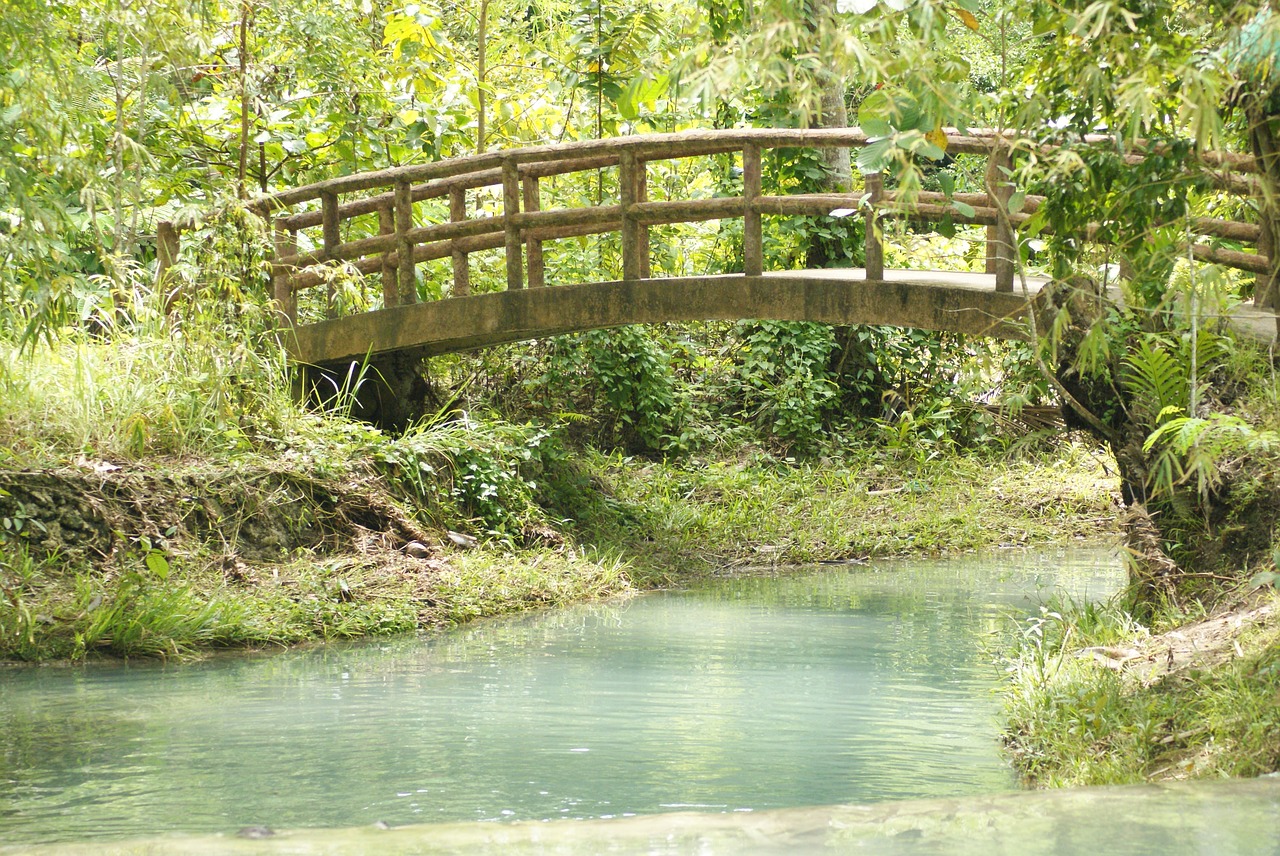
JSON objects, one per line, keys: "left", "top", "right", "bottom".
{"left": 743, "top": 143, "right": 763, "bottom": 277}
{"left": 321, "top": 191, "right": 340, "bottom": 318}
{"left": 986, "top": 145, "right": 1015, "bottom": 293}
{"left": 156, "top": 220, "right": 180, "bottom": 313}
{"left": 449, "top": 187, "right": 471, "bottom": 297}
{"left": 394, "top": 179, "right": 417, "bottom": 304}
{"left": 502, "top": 158, "right": 524, "bottom": 290}
{"left": 522, "top": 175, "right": 545, "bottom": 288}
{"left": 1257, "top": 215, "right": 1278, "bottom": 309}
{"left": 272, "top": 221, "right": 298, "bottom": 325}
{"left": 620, "top": 149, "right": 641, "bottom": 282}
{"left": 864, "top": 171, "right": 884, "bottom": 280}
{"left": 378, "top": 203, "right": 397, "bottom": 309}
{"left": 636, "top": 157, "right": 650, "bottom": 279}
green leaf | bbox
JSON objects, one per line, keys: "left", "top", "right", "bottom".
{"left": 145, "top": 550, "right": 170, "bottom": 581}
{"left": 1249, "top": 570, "right": 1279, "bottom": 590}
{"left": 1031, "top": 12, "right": 1059, "bottom": 36}
{"left": 952, "top": 200, "right": 976, "bottom": 218}
{"left": 1008, "top": 190, "right": 1027, "bottom": 214}
{"left": 912, "top": 138, "right": 946, "bottom": 161}
{"left": 857, "top": 137, "right": 894, "bottom": 173}
{"left": 857, "top": 90, "right": 893, "bottom": 137}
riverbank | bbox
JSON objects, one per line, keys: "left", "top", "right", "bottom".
{"left": 1001, "top": 585, "right": 1280, "bottom": 787}
{"left": 0, "top": 424, "right": 1121, "bottom": 662}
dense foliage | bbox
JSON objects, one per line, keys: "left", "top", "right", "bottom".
{"left": 4, "top": 0, "right": 1280, "bottom": 601}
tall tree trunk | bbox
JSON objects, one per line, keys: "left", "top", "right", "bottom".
{"left": 816, "top": 71, "right": 851, "bottom": 192}
{"left": 809, "top": 0, "right": 850, "bottom": 193}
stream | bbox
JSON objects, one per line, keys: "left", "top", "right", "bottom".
{"left": 4, "top": 547, "right": 1276, "bottom": 854}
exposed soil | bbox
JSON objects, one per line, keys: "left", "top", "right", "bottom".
{"left": 1082, "top": 592, "right": 1280, "bottom": 685}
{"left": 0, "top": 458, "right": 442, "bottom": 568}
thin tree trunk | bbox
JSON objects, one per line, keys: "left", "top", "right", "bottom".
{"left": 810, "top": 0, "right": 850, "bottom": 192}
{"left": 477, "top": 0, "right": 489, "bottom": 154}
{"left": 237, "top": 0, "right": 252, "bottom": 199}
{"left": 112, "top": 1, "right": 127, "bottom": 258}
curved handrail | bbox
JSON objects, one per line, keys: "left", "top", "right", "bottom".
{"left": 153, "top": 127, "right": 1276, "bottom": 322}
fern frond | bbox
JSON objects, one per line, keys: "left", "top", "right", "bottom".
{"left": 1121, "top": 336, "right": 1188, "bottom": 425}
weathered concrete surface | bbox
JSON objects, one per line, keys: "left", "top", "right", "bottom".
{"left": 285, "top": 268, "right": 1279, "bottom": 367}
{"left": 285, "top": 269, "right": 1052, "bottom": 366}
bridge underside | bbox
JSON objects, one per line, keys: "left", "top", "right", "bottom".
{"left": 287, "top": 269, "right": 1052, "bottom": 367}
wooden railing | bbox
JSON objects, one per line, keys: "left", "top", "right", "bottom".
{"left": 155, "top": 128, "right": 1277, "bottom": 324}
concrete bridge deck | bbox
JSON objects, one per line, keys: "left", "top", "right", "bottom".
{"left": 286, "top": 267, "right": 1278, "bottom": 367}
{"left": 284, "top": 268, "right": 1053, "bottom": 366}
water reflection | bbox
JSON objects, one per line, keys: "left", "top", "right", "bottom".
{"left": 0, "top": 548, "right": 1123, "bottom": 845}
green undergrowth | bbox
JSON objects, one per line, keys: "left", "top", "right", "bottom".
{"left": 1001, "top": 590, "right": 1280, "bottom": 787}
{"left": 0, "top": 329, "right": 1122, "bottom": 663}
{"left": 545, "top": 443, "right": 1120, "bottom": 584}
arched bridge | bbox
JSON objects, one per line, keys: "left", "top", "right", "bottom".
{"left": 158, "top": 128, "right": 1280, "bottom": 367}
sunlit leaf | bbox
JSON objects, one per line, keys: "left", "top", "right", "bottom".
{"left": 857, "top": 137, "right": 894, "bottom": 173}
{"left": 145, "top": 551, "right": 170, "bottom": 581}
{"left": 857, "top": 90, "right": 892, "bottom": 137}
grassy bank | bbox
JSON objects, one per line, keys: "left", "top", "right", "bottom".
{"left": 1, "top": 435, "right": 1120, "bottom": 663}
{"left": 0, "top": 321, "right": 1125, "bottom": 663}
{"left": 1001, "top": 588, "right": 1280, "bottom": 786}
{"left": 549, "top": 445, "right": 1119, "bottom": 584}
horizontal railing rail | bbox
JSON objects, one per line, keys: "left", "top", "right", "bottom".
{"left": 154, "top": 127, "right": 1278, "bottom": 327}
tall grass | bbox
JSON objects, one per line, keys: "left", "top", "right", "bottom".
{"left": 0, "top": 326, "right": 301, "bottom": 464}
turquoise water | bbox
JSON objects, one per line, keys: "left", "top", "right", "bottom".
{"left": 0, "top": 548, "right": 1124, "bottom": 847}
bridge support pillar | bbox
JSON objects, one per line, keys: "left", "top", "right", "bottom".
{"left": 395, "top": 179, "right": 417, "bottom": 304}
{"left": 620, "top": 150, "right": 644, "bottom": 281}
{"left": 271, "top": 222, "right": 297, "bottom": 325}
{"left": 522, "top": 177, "right": 545, "bottom": 288}
{"left": 1257, "top": 215, "right": 1278, "bottom": 309}
{"left": 503, "top": 159, "right": 524, "bottom": 290}
{"left": 449, "top": 188, "right": 471, "bottom": 297}
{"left": 378, "top": 204, "right": 397, "bottom": 308}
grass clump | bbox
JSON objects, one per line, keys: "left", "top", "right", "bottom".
{"left": 1001, "top": 589, "right": 1280, "bottom": 787}
{"left": 0, "top": 544, "right": 256, "bottom": 660}
{"left": 0, "top": 329, "right": 297, "bottom": 466}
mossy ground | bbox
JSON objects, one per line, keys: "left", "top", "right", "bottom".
{"left": 548, "top": 444, "right": 1120, "bottom": 584}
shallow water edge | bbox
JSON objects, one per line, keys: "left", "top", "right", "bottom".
{"left": 5, "top": 776, "right": 1278, "bottom": 856}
